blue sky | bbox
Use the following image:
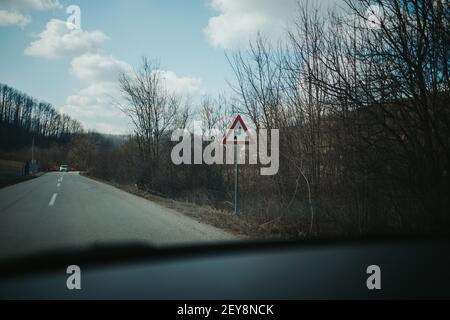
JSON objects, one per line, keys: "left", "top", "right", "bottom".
{"left": 0, "top": 0, "right": 341, "bottom": 133}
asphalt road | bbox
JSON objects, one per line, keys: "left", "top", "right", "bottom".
{"left": 0, "top": 172, "right": 235, "bottom": 260}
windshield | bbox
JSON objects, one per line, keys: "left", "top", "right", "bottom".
{"left": 0, "top": 0, "right": 449, "bottom": 263}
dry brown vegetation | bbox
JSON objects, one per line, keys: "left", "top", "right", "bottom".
{"left": 84, "top": 174, "right": 315, "bottom": 240}
{"left": 71, "top": 0, "right": 449, "bottom": 238}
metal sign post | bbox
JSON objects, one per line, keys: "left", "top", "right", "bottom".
{"left": 223, "top": 115, "right": 252, "bottom": 215}
{"left": 234, "top": 135, "right": 239, "bottom": 214}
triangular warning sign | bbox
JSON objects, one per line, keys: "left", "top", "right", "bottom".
{"left": 222, "top": 115, "right": 254, "bottom": 145}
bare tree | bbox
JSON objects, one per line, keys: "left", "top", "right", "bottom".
{"left": 227, "top": 34, "right": 285, "bottom": 130}
{"left": 303, "top": 0, "right": 450, "bottom": 231}
{"left": 119, "top": 57, "right": 189, "bottom": 187}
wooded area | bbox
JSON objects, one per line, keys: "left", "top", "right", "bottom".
{"left": 3, "top": 0, "right": 448, "bottom": 238}
{"left": 71, "top": 0, "right": 448, "bottom": 237}
{"left": 0, "top": 83, "right": 83, "bottom": 169}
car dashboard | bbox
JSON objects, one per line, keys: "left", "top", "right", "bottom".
{"left": 0, "top": 238, "right": 449, "bottom": 299}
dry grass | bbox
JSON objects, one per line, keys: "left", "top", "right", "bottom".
{"left": 84, "top": 174, "right": 312, "bottom": 240}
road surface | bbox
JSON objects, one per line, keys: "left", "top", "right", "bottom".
{"left": 0, "top": 172, "right": 235, "bottom": 260}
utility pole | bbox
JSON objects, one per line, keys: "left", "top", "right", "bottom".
{"left": 30, "top": 136, "right": 37, "bottom": 176}
{"left": 31, "top": 136, "right": 34, "bottom": 162}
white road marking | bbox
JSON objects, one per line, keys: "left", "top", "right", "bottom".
{"left": 49, "top": 193, "right": 58, "bottom": 206}
{"left": 57, "top": 183, "right": 61, "bottom": 187}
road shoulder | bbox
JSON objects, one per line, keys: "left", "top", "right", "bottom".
{"left": 80, "top": 173, "right": 261, "bottom": 240}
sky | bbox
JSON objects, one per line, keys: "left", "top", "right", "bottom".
{"left": 0, "top": 0, "right": 342, "bottom": 134}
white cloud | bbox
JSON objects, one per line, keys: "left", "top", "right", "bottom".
{"left": 63, "top": 53, "right": 204, "bottom": 133}
{"left": 157, "top": 70, "right": 205, "bottom": 96}
{"left": 70, "top": 53, "right": 132, "bottom": 81}
{"left": 63, "top": 54, "right": 132, "bottom": 133}
{"left": 364, "top": 4, "right": 384, "bottom": 29}
{"left": 60, "top": 81, "right": 130, "bottom": 134}
{"left": 0, "top": 0, "right": 61, "bottom": 11}
{"left": 24, "top": 19, "right": 108, "bottom": 58}
{"left": 204, "top": 0, "right": 298, "bottom": 49}
{"left": 24, "top": 16, "right": 204, "bottom": 134}
{"left": 0, "top": 10, "right": 31, "bottom": 27}
{"left": 0, "top": 0, "right": 61, "bottom": 28}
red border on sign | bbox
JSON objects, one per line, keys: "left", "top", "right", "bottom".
{"left": 222, "top": 115, "right": 254, "bottom": 145}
